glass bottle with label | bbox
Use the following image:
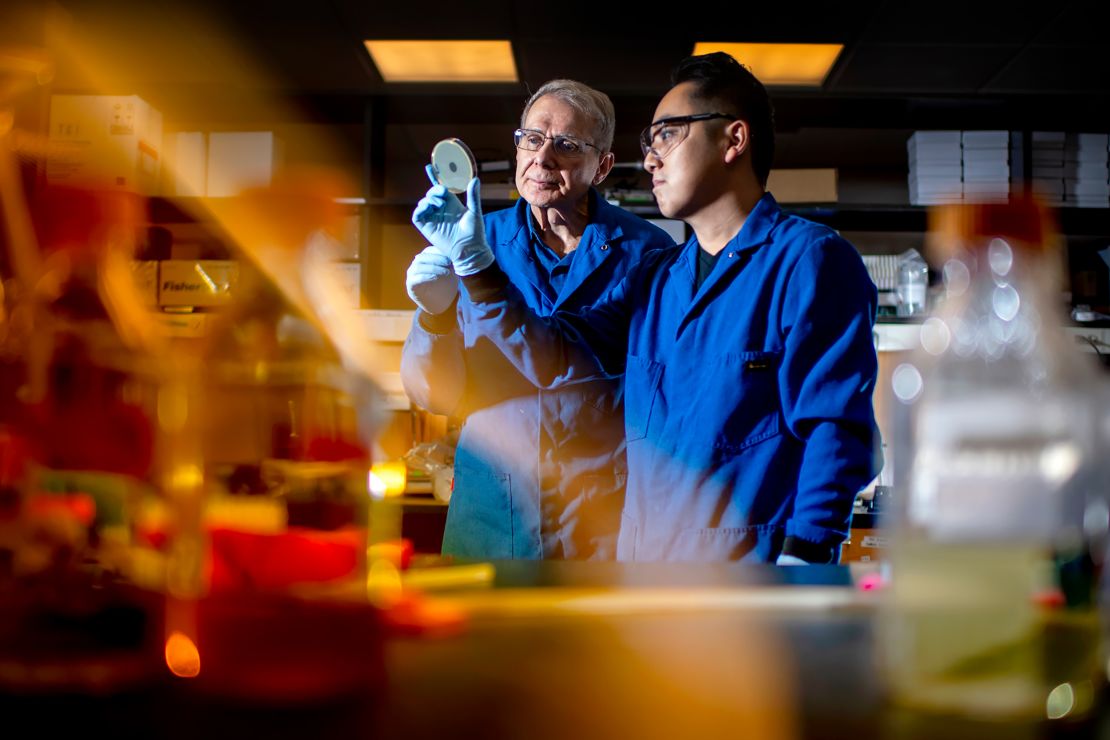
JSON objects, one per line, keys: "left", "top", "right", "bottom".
{"left": 882, "top": 196, "right": 1110, "bottom": 725}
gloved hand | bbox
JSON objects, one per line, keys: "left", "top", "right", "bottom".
{"left": 775, "top": 554, "right": 809, "bottom": 566}
{"left": 406, "top": 245, "right": 458, "bottom": 315}
{"left": 411, "top": 165, "right": 494, "bottom": 276}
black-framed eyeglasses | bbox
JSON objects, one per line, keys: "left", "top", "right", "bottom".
{"left": 639, "top": 113, "right": 737, "bottom": 159}
{"left": 514, "top": 128, "right": 601, "bottom": 157}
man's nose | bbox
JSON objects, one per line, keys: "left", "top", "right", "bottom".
{"left": 533, "top": 137, "right": 558, "bottom": 165}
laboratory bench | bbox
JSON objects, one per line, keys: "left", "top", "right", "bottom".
{"left": 3, "top": 560, "right": 1108, "bottom": 740}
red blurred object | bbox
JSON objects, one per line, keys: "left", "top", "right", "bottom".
{"left": 302, "top": 434, "right": 368, "bottom": 463}
{"left": 25, "top": 365, "right": 154, "bottom": 478}
{"left": 208, "top": 527, "right": 363, "bottom": 592}
{"left": 856, "top": 572, "right": 885, "bottom": 592}
{"left": 25, "top": 492, "right": 96, "bottom": 527}
{"left": 0, "top": 428, "right": 30, "bottom": 521}
{"left": 1032, "top": 588, "right": 1067, "bottom": 610}
{"left": 29, "top": 184, "right": 142, "bottom": 259}
{"left": 135, "top": 521, "right": 414, "bottom": 592}
{"left": 15, "top": 185, "right": 156, "bottom": 478}
{"left": 168, "top": 591, "right": 385, "bottom": 704}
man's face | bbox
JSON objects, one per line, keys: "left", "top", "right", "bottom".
{"left": 515, "top": 95, "right": 608, "bottom": 211}
{"left": 644, "top": 82, "right": 732, "bottom": 220}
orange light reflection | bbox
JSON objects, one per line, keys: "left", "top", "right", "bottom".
{"left": 164, "top": 630, "right": 201, "bottom": 678}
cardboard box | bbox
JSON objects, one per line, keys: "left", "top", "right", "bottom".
{"left": 839, "top": 528, "right": 887, "bottom": 563}
{"left": 159, "top": 260, "right": 238, "bottom": 307}
{"left": 766, "top": 168, "right": 837, "bottom": 203}
{"left": 47, "top": 95, "right": 162, "bottom": 194}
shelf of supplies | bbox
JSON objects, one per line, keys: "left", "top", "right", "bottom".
{"left": 613, "top": 202, "right": 1110, "bottom": 237}
{"left": 148, "top": 196, "right": 1110, "bottom": 236}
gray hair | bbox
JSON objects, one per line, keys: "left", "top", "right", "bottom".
{"left": 520, "top": 79, "right": 615, "bottom": 154}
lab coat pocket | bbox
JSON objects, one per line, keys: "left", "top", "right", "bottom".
{"left": 441, "top": 464, "right": 514, "bottom": 559}
{"left": 624, "top": 354, "right": 663, "bottom": 442}
{"left": 715, "top": 350, "right": 782, "bottom": 453}
{"left": 672, "top": 524, "right": 784, "bottom": 562}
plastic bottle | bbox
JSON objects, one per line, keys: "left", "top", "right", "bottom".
{"left": 882, "top": 196, "right": 1110, "bottom": 723}
{"left": 896, "top": 248, "right": 929, "bottom": 317}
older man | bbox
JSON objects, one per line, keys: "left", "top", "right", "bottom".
{"left": 402, "top": 79, "right": 676, "bottom": 560}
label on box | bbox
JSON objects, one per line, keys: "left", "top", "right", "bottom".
{"left": 159, "top": 260, "right": 238, "bottom": 307}
{"left": 156, "top": 312, "right": 210, "bottom": 338}
{"left": 325, "top": 262, "right": 361, "bottom": 308}
{"left": 47, "top": 95, "right": 162, "bottom": 194}
{"left": 860, "top": 535, "right": 888, "bottom": 549}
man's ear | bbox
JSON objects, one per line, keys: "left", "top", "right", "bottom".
{"left": 593, "top": 151, "right": 616, "bottom": 185}
{"left": 723, "top": 120, "right": 750, "bottom": 164}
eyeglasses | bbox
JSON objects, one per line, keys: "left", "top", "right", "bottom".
{"left": 639, "top": 113, "right": 737, "bottom": 159}
{"left": 514, "top": 128, "right": 601, "bottom": 157}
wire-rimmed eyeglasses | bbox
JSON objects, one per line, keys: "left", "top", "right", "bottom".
{"left": 514, "top": 128, "right": 601, "bottom": 157}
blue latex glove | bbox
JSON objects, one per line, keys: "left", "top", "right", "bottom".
{"left": 776, "top": 554, "right": 809, "bottom": 566}
{"left": 406, "top": 246, "right": 458, "bottom": 315}
{"left": 411, "top": 165, "right": 494, "bottom": 277}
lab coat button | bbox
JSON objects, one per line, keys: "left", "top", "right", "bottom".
{"left": 728, "top": 251, "right": 735, "bottom": 258}
{"left": 600, "top": 243, "right": 609, "bottom": 251}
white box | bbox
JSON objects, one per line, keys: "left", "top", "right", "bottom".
{"left": 908, "top": 131, "right": 962, "bottom": 147}
{"left": 206, "top": 131, "right": 282, "bottom": 197}
{"left": 47, "top": 95, "right": 163, "bottom": 194}
{"left": 164, "top": 131, "right": 207, "bottom": 197}
{"left": 358, "top": 309, "right": 415, "bottom": 343}
{"left": 962, "top": 131, "right": 1009, "bottom": 149}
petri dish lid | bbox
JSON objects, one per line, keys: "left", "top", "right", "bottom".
{"left": 431, "top": 138, "right": 477, "bottom": 194}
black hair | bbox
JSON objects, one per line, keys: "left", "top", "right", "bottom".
{"left": 671, "top": 52, "right": 775, "bottom": 186}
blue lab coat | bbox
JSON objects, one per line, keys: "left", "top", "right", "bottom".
{"left": 461, "top": 193, "right": 881, "bottom": 562}
{"left": 401, "top": 189, "right": 677, "bottom": 559}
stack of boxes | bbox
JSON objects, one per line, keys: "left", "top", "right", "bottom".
{"left": 907, "top": 131, "right": 963, "bottom": 206}
{"left": 1064, "top": 133, "right": 1110, "bottom": 209}
{"left": 45, "top": 94, "right": 366, "bottom": 338}
{"left": 961, "top": 131, "right": 1010, "bottom": 203}
{"left": 909, "top": 129, "right": 1110, "bottom": 208}
{"left": 1030, "top": 132, "right": 1066, "bottom": 206}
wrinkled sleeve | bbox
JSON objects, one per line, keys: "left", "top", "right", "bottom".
{"left": 460, "top": 259, "right": 644, "bottom": 389}
{"left": 400, "top": 303, "right": 467, "bottom": 416}
{"left": 778, "top": 235, "right": 882, "bottom": 553}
